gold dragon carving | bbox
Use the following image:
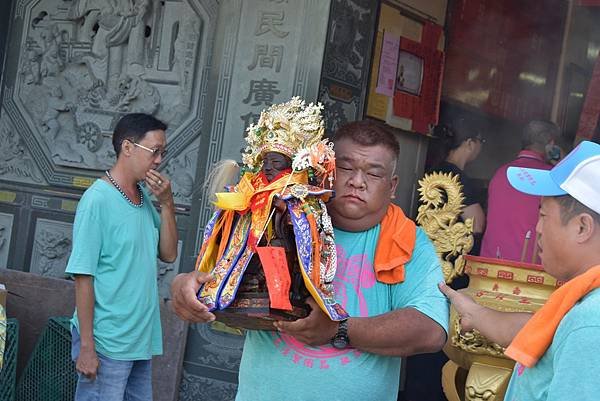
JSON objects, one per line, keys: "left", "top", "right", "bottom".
{"left": 452, "top": 317, "right": 505, "bottom": 358}
{"left": 416, "top": 172, "right": 474, "bottom": 283}
{"left": 417, "top": 172, "right": 512, "bottom": 401}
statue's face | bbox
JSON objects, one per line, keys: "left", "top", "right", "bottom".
{"left": 261, "top": 152, "right": 291, "bottom": 181}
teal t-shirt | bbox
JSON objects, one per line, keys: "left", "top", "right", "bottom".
{"left": 66, "top": 179, "right": 163, "bottom": 360}
{"left": 235, "top": 226, "right": 449, "bottom": 401}
{"left": 504, "top": 288, "right": 600, "bottom": 401}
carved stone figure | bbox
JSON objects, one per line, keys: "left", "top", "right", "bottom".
{"left": 69, "top": 0, "right": 151, "bottom": 81}
{"left": 21, "top": 50, "right": 42, "bottom": 85}
{"left": 68, "top": 0, "right": 102, "bottom": 42}
{"left": 127, "top": 0, "right": 152, "bottom": 76}
{"left": 166, "top": 156, "right": 195, "bottom": 199}
{"left": 34, "top": 228, "right": 72, "bottom": 277}
{"left": 0, "top": 120, "right": 43, "bottom": 183}
{"left": 41, "top": 84, "right": 72, "bottom": 139}
{"left": 39, "top": 24, "right": 65, "bottom": 78}
{"left": 324, "top": 0, "right": 371, "bottom": 85}
{"left": 109, "top": 74, "right": 160, "bottom": 114}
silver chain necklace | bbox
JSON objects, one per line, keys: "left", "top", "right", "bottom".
{"left": 105, "top": 170, "right": 144, "bottom": 208}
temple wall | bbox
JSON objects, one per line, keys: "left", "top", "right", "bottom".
{"left": 0, "top": 0, "right": 378, "bottom": 399}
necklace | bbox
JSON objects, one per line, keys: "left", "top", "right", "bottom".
{"left": 105, "top": 170, "right": 144, "bottom": 208}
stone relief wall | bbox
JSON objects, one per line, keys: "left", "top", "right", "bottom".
{"left": 16, "top": 207, "right": 184, "bottom": 291}
{"left": 0, "top": 212, "right": 15, "bottom": 269}
{"left": 29, "top": 218, "right": 72, "bottom": 277}
{"left": 1, "top": 0, "right": 214, "bottom": 206}
{"left": 0, "top": 111, "right": 45, "bottom": 185}
{"left": 179, "top": 372, "right": 238, "bottom": 401}
{"left": 318, "top": 0, "right": 378, "bottom": 134}
{"left": 0, "top": 0, "right": 219, "bottom": 278}
{"left": 164, "top": 137, "right": 201, "bottom": 203}
{"left": 179, "top": 323, "right": 244, "bottom": 400}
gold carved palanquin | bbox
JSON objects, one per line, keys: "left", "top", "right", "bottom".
{"left": 417, "top": 172, "right": 557, "bottom": 401}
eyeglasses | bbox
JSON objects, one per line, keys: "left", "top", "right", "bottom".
{"left": 131, "top": 141, "right": 167, "bottom": 158}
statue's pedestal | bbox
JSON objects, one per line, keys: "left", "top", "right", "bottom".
{"left": 214, "top": 292, "right": 309, "bottom": 331}
{"left": 442, "top": 255, "right": 560, "bottom": 401}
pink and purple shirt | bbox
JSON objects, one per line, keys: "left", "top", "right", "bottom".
{"left": 480, "top": 150, "right": 552, "bottom": 263}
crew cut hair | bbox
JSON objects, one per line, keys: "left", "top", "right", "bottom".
{"left": 333, "top": 120, "right": 400, "bottom": 160}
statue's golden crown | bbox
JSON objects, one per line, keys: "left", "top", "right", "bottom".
{"left": 242, "top": 97, "right": 327, "bottom": 170}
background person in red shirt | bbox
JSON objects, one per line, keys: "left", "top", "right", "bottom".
{"left": 480, "top": 120, "right": 560, "bottom": 262}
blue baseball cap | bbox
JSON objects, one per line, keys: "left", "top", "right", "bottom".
{"left": 507, "top": 141, "right": 600, "bottom": 214}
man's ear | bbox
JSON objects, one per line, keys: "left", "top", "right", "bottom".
{"left": 390, "top": 175, "right": 399, "bottom": 199}
{"left": 574, "top": 213, "right": 596, "bottom": 243}
{"left": 121, "top": 139, "right": 132, "bottom": 157}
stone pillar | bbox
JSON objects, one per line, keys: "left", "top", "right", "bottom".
{"left": 181, "top": 1, "right": 332, "bottom": 399}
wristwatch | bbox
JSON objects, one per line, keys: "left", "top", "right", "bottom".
{"left": 330, "top": 319, "right": 349, "bottom": 349}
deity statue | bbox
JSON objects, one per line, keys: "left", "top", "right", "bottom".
{"left": 195, "top": 97, "right": 348, "bottom": 330}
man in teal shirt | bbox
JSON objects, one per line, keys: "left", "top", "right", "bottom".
{"left": 66, "top": 113, "right": 178, "bottom": 401}
{"left": 170, "top": 120, "right": 449, "bottom": 400}
{"left": 442, "top": 141, "right": 600, "bottom": 401}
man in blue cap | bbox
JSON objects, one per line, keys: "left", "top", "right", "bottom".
{"left": 440, "top": 140, "right": 600, "bottom": 401}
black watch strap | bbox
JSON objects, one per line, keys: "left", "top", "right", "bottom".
{"left": 330, "top": 319, "right": 349, "bottom": 349}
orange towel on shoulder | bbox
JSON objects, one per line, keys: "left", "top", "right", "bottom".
{"left": 505, "top": 264, "right": 600, "bottom": 368}
{"left": 373, "top": 204, "right": 417, "bottom": 284}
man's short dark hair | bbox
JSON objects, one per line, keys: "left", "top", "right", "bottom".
{"left": 333, "top": 120, "right": 399, "bottom": 160}
{"left": 112, "top": 113, "right": 167, "bottom": 156}
{"left": 522, "top": 120, "right": 559, "bottom": 150}
{"left": 554, "top": 195, "right": 600, "bottom": 225}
